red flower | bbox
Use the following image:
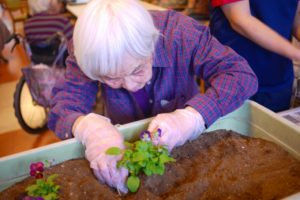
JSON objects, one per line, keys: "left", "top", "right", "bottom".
{"left": 29, "top": 162, "right": 44, "bottom": 179}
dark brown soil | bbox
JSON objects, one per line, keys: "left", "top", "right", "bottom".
{"left": 1, "top": 130, "right": 300, "bottom": 200}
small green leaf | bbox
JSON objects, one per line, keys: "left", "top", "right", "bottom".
{"left": 106, "top": 147, "right": 121, "bottom": 155}
{"left": 47, "top": 174, "right": 58, "bottom": 183}
{"left": 132, "top": 151, "right": 147, "bottom": 162}
{"left": 26, "top": 184, "right": 38, "bottom": 193}
{"left": 143, "top": 167, "right": 152, "bottom": 176}
{"left": 125, "top": 142, "right": 133, "bottom": 148}
{"left": 138, "top": 161, "right": 146, "bottom": 167}
{"left": 36, "top": 179, "right": 44, "bottom": 186}
{"left": 159, "top": 154, "right": 176, "bottom": 164}
{"left": 127, "top": 175, "right": 140, "bottom": 193}
{"left": 124, "top": 150, "right": 133, "bottom": 158}
{"left": 44, "top": 192, "right": 58, "bottom": 200}
{"left": 154, "top": 164, "right": 165, "bottom": 175}
{"left": 136, "top": 141, "right": 149, "bottom": 151}
{"left": 127, "top": 163, "right": 135, "bottom": 171}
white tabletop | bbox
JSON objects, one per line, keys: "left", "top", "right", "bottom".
{"left": 66, "top": 1, "right": 166, "bottom": 17}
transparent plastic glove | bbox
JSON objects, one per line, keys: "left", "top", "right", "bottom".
{"left": 73, "top": 113, "right": 128, "bottom": 194}
{"left": 147, "top": 107, "right": 206, "bottom": 152}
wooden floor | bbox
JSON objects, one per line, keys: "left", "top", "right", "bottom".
{"left": 0, "top": 19, "right": 60, "bottom": 158}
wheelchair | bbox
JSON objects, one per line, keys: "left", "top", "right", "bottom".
{"left": 12, "top": 33, "right": 67, "bottom": 134}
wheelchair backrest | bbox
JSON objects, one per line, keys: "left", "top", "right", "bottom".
{"left": 29, "top": 38, "right": 61, "bottom": 65}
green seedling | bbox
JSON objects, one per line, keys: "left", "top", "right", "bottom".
{"left": 26, "top": 174, "right": 60, "bottom": 200}
{"left": 106, "top": 132, "right": 175, "bottom": 193}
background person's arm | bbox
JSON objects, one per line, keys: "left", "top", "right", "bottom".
{"left": 293, "top": 2, "right": 300, "bottom": 41}
{"left": 221, "top": 0, "right": 300, "bottom": 62}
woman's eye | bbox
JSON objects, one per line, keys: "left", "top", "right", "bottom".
{"left": 132, "top": 69, "right": 144, "bottom": 76}
{"left": 105, "top": 77, "right": 119, "bottom": 81}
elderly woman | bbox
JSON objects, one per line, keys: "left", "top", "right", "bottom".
{"left": 25, "top": 0, "right": 73, "bottom": 44}
{"left": 48, "top": 0, "right": 258, "bottom": 193}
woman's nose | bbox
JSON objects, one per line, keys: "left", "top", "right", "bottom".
{"left": 122, "top": 78, "right": 136, "bottom": 91}
{"left": 108, "top": 79, "right": 123, "bottom": 89}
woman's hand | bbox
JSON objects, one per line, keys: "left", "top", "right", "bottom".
{"left": 147, "top": 107, "right": 206, "bottom": 152}
{"left": 73, "top": 113, "right": 128, "bottom": 194}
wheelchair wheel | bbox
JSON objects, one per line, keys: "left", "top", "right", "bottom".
{"left": 13, "top": 76, "right": 48, "bottom": 134}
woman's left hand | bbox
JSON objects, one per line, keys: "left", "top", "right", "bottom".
{"left": 147, "top": 107, "right": 206, "bottom": 152}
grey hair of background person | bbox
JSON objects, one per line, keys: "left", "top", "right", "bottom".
{"left": 73, "top": 0, "right": 160, "bottom": 80}
{"left": 28, "top": 0, "right": 61, "bottom": 15}
{"left": 28, "top": 0, "right": 56, "bottom": 15}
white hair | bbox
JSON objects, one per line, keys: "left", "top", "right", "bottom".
{"left": 28, "top": 0, "right": 52, "bottom": 15}
{"left": 73, "top": 0, "right": 160, "bottom": 80}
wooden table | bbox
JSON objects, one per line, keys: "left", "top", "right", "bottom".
{"left": 66, "top": 1, "right": 166, "bottom": 18}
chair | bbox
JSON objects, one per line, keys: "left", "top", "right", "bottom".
{"left": 3, "top": 0, "right": 28, "bottom": 32}
{"left": 151, "top": 0, "right": 187, "bottom": 10}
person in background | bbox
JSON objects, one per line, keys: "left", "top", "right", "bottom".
{"left": 25, "top": 0, "right": 73, "bottom": 44}
{"left": 209, "top": 0, "right": 300, "bottom": 112}
{"left": 182, "top": 0, "right": 210, "bottom": 20}
{"left": 48, "top": 0, "right": 258, "bottom": 193}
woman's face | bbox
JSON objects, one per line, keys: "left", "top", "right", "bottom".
{"left": 99, "top": 55, "right": 153, "bottom": 92}
{"left": 49, "top": 0, "right": 64, "bottom": 14}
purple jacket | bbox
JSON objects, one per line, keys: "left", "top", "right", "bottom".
{"left": 48, "top": 10, "right": 258, "bottom": 139}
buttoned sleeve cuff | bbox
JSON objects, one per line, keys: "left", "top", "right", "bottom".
{"left": 54, "top": 112, "right": 84, "bottom": 140}
{"left": 185, "top": 94, "right": 222, "bottom": 127}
